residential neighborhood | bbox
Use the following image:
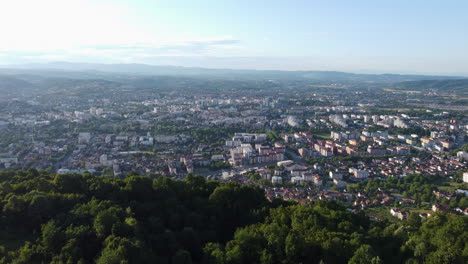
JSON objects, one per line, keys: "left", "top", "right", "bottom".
{"left": 0, "top": 75, "right": 467, "bottom": 221}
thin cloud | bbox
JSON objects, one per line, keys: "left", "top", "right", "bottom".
{"left": 8, "top": 37, "right": 242, "bottom": 63}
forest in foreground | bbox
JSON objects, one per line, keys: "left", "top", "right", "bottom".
{"left": 0, "top": 170, "right": 466, "bottom": 264}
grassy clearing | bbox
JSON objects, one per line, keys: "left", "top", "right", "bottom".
{"left": 314, "top": 133, "right": 331, "bottom": 139}
{"left": 366, "top": 206, "right": 396, "bottom": 221}
{"left": 438, "top": 182, "right": 466, "bottom": 192}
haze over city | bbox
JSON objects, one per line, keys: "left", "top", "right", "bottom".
{"left": 1, "top": 0, "right": 468, "bottom": 75}
{"left": 0, "top": 1, "right": 467, "bottom": 264}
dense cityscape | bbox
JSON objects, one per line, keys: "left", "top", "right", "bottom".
{"left": 1, "top": 70, "right": 467, "bottom": 223}
{"left": 1, "top": 1, "right": 468, "bottom": 263}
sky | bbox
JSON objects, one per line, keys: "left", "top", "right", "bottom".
{"left": 0, "top": 0, "right": 467, "bottom": 75}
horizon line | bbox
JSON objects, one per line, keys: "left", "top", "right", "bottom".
{"left": 1, "top": 61, "right": 467, "bottom": 78}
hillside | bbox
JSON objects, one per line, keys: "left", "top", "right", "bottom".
{"left": 0, "top": 170, "right": 466, "bottom": 264}
{"left": 0, "top": 76, "right": 35, "bottom": 95}
{"left": 395, "top": 79, "right": 468, "bottom": 93}
{"left": 2, "top": 62, "right": 465, "bottom": 82}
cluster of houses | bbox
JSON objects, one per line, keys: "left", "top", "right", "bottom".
{"left": 289, "top": 130, "right": 415, "bottom": 159}
{"left": 226, "top": 133, "right": 285, "bottom": 167}
{"left": 389, "top": 203, "right": 468, "bottom": 221}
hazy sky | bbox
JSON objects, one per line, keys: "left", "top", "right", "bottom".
{"left": 1, "top": 0, "right": 467, "bottom": 75}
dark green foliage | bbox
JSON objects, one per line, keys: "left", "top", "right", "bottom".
{"left": 208, "top": 202, "right": 467, "bottom": 264}
{"left": 349, "top": 174, "right": 440, "bottom": 202}
{"left": 0, "top": 171, "right": 266, "bottom": 264}
{"left": 348, "top": 245, "right": 382, "bottom": 264}
{"left": 0, "top": 170, "right": 466, "bottom": 264}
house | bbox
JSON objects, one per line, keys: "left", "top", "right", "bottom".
{"left": 298, "top": 148, "right": 318, "bottom": 158}
{"left": 139, "top": 136, "right": 154, "bottom": 145}
{"left": 455, "top": 189, "right": 468, "bottom": 196}
{"left": 0, "top": 158, "right": 18, "bottom": 169}
{"left": 353, "top": 170, "right": 369, "bottom": 179}
{"left": 320, "top": 147, "right": 333, "bottom": 157}
{"left": 312, "top": 175, "right": 323, "bottom": 186}
{"left": 168, "top": 164, "right": 178, "bottom": 175}
{"left": 291, "top": 176, "right": 303, "bottom": 184}
{"left": 284, "top": 162, "right": 308, "bottom": 172}
{"left": 277, "top": 160, "right": 294, "bottom": 167}
{"left": 211, "top": 155, "right": 225, "bottom": 161}
{"left": 367, "top": 146, "right": 387, "bottom": 156}
{"left": 272, "top": 176, "right": 283, "bottom": 184}
{"left": 390, "top": 208, "right": 409, "bottom": 220}
{"left": 396, "top": 146, "right": 410, "bottom": 155}
{"left": 440, "top": 141, "right": 454, "bottom": 150}
{"left": 433, "top": 190, "right": 454, "bottom": 200}
{"left": 78, "top": 132, "right": 91, "bottom": 144}
{"left": 186, "top": 163, "right": 194, "bottom": 174}
{"left": 456, "top": 151, "right": 468, "bottom": 160}
{"left": 333, "top": 179, "right": 346, "bottom": 188}
{"left": 274, "top": 142, "right": 286, "bottom": 152}
{"left": 432, "top": 203, "right": 450, "bottom": 212}
{"left": 454, "top": 208, "right": 468, "bottom": 215}
{"left": 329, "top": 171, "right": 343, "bottom": 180}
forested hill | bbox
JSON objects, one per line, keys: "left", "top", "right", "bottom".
{"left": 0, "top": 170, "right": 467, "bottom": 264}
{"left": 2, "top": 63, "right": 464, "bottom": 82}
{"left": 394, "top": 79, "right": 468, "bottom": 93}
{"left": 0, "top": 76, "right": 35, "bottom": 95}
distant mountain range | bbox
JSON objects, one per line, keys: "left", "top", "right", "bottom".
{"left": 0, "top": 62, "right": 467, "bottom": 97}
{"left": 1, "top": 62, "right": 465, "bottom": 82}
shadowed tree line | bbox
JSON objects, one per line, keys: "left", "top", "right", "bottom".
{"left": 0, "top": 169, "right": 466, "bottom": 264}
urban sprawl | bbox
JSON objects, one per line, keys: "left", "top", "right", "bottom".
{"left": 1, "top": 79, "right": 467, "bottom": 221}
